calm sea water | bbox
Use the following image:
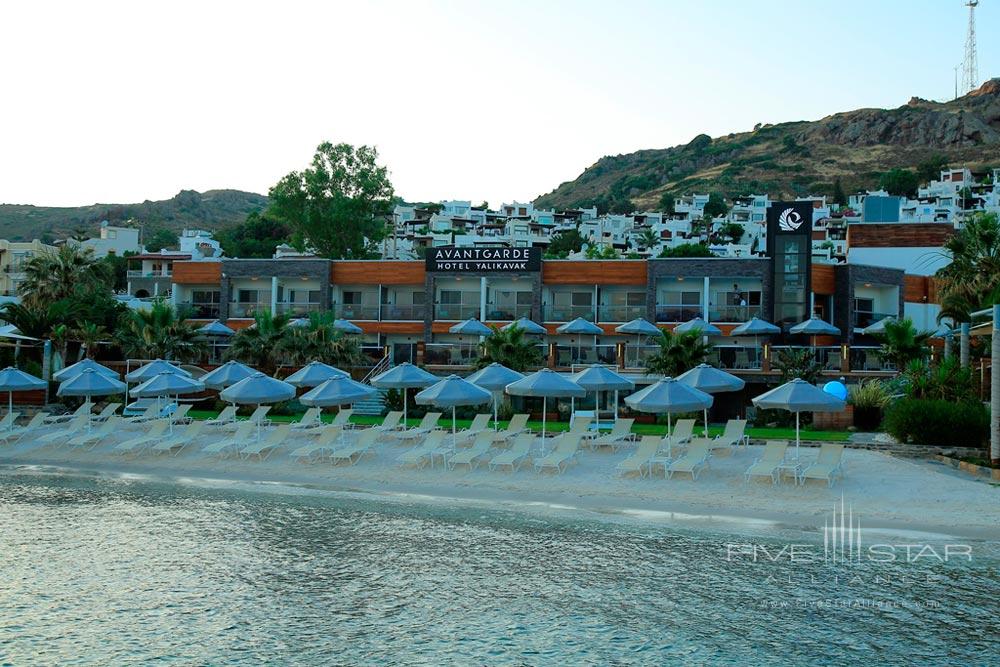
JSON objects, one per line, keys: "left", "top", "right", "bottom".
{"left": 0, "top": 467, "right": 997, "bottom": 666}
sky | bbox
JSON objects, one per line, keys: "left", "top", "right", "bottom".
{"left": 1, "top": 0, "right": 997, "bottom": 208}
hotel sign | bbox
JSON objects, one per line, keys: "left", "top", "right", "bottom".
{"left": 425, "top": 247, "right": 541, "bottom": 272}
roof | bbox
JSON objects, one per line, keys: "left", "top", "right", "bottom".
{"left": 130, "top": 253, "right": 192, "bottom": 261}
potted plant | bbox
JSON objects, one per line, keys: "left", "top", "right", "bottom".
{"left": 848, "top": 379, "right": 890, "bottom": 431}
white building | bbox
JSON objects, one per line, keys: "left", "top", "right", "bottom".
{"left": 73, "top": 221, "right": 142, "bottom": 257}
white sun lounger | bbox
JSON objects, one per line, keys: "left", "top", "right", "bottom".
{"left": 67, "top": 416, "right": 122, "bottom": 449}
{"left": 698, "top": 419, "right": 747, "bottom": 453}
{"left": 397, "top": 412, "right": 442, "bottom": 440}
{"left": 798, "top": 443, "right": 845, "bottom": 487}
{"left": 494, "top": 413, "right": 530, "bottom": 440}
{"left": 397, "top": 431, "right": 446, "bottom": 467}
{"left": 125, "top": 404, "right": 164, "bottom": 425}
{"left": 665, "top": 418, "right": 695, "bottom": 448}
{"left": 224, "top": 406, "right": 271, "bottom": 432}
{"left": 589, "top": 418, "right": 635, "bottom": 451}
{"left": 114, "top": 420, "right": 171, "bottom": 455}
{"left": 90, "top": 403, "right": 121, "bottom": 423}
{"left": 744, "top": 441, "right": 789, "bottom": 484}
{"left": 290, "top": 425, "right": 345, "bottom": 462}
{"left": 453, "top": 413, "right": 491, "bottom": 445}
{"left": 487, "top": 432, "right": 534, "bottom": 472}
{"left": 329, "top": 409, "right": 355, "bottom": 430}
{"left": 291, "top": 407, "right": 323, "bottom": 431}
{"left": 167, "top": 403, "right": 192, "bottom": 426}
{"left": 37, "top": 414, "right": 91, "bottom": 444}
{"left": 447, "top": 432, "right": 495, "bottom": 470}
{"left": 0, "top": 411, "right": 20, "bottom": 432}
{"left": 203, "top": 422, "right": 256, "bottom": 457}
{"left": 534, "top": 433, "right": 583, "bottom": 474}
{"left": 44, "top": 403, "right": 91, "bottom": 424}
{"left": 371, "top": 411, "right": 403, "bottom": 434}
{"left": 568, "top": 415, "right": 593, "bottom": 436}
{"left": 329, "top": 429, "right": 380, "bottom": 466}
{"left": 241, "top": 423, "right": 292, "bottom": 461}
{"left": 149, "top": 419, "right": 206, "bottom": 456}
{"left": 666, "top": 441, "right": 714, "bottom": 480}
{"left": 0, "top": 412, "right": 48, "bottom": 445}
{"left": 616, "top": 435, "right": 663, "bottom": 477}
{"left": 206, "top": 405, "right": 239, "bottom": 427}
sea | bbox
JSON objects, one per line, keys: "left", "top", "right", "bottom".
{"left": 0, "top": 466, "right": 997, "bottom": 665}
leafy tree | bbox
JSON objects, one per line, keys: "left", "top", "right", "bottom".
{"left": 644, "top": 329, "right": 712, "bottom": 377}
{"left": 72, "top": 321, "right": 110, "bottom": 360}
{"left": 935, "top": 212, "right": 1000, "bottom": 322}
{"left": 900, "top": 357, "right": 974, "bottom": 403}
{"left": 217, "top": 211, "right": 292, "bottom": 258}
{"left": 878, "top": 168, "right": 920, "bottom": 197}
{"left": 115, "top": 300, "right": 207, "bottom": 362}
{"left": 225, "top": 310, "right": 290, "bottom": 374}
{"left": 545, "top": 229, "right": 585, "bottom": 258}
{"left": 145, "top": 227, "right": 179, "bottom": 252}
{"left": 99, "top": 252, "right": 134, "bottom": 292}
{"left": 657, "top": 192, "right": 676, "bottom": 214}
{"left": 637, "top": 228, "right": 659, "bottom": 251}
{"left": 772, "top": 348, "right": 823, "bottom": 384}
{"left": 585, "top": 244, "right": 619, "bottom": 259}
{"left": 476, "top": 325, "right": 543, "bottom": 372}
{"left": 0, "top": 301, "right": 80, "bottom": 339}
{"left": 658, "top": 243, "right": 714, "bottom": 258}
{"left": 608, "top": 198, "right": 634, "bottom": 215}
{"left": 703, "top": 193, "right": 728, "bottom": 218}
{"left": 916, "top": 154, "right": 949, "bottom": 183}
{"left": 275, "top": 311, "right": 363, "bottom": 368}
{"left": 268, "top": 141, "right": 394, "bottom": 259}
{"left": 874, "top": 317, "right": 930, "bottom": 369}
{"left": 718, "top": 222, "right": 744, "bottom": 244}
{"left": 18, "top": 246, "right": 112, "bottom": 308}
{"left": 832, "top": 178, "right": 847, "bottom": 206}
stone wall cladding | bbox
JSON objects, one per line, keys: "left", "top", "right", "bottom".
{"left": 835, "top": 264, "right": 906, "bottom": 344}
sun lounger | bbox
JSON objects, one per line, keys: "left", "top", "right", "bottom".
{"left": 446, "top": 432, "right": 495, "bottom": 470}
{"left": 206, "top": 405, "right": 239, "bottom": 427}
{"left": 371, "top": 411, "right": 403, "bottom": 434}
{"left": 329, "top": 409, "right": 355, "bottom": 430}
{"left": 666, "top": 441, "right": 714, "bottom": 480}
{"left": 202, "top": 422, "right": 256, "bottom": 457}
{"left": 43, "top": 403, "right": 90, "bottom": 424}
{"left": 167, "top": 403, "right": 192, "bottom": 426}
{"left": 67, "top": 416, "right": 122, "bottom": 449}
{"left": 125, "top": 404, "right": 164, "bottom": 425}
{"left": 149, "top": 419, "right": 206, "bottom": 456}
{"left": 0, "top": 411, "right": 20, "bottom": 432}
{"left": 224, "top": 405, "right": 271, "bottom": 432}
{"left": 487, "top": 432, "right": 534, "bottom": 471}
{"left": 291, "top": 407, "right": 323, "bottom": 431}
{"left": 798, "top": 443, "right": 845, "bottom": 487}
{"left": 241, "top": 423, "right": 292, "bottom": 461}
{"left": 90, "top": 403, "right": 121, "bottom": 423}
{"left": 397, "top": 431, "right": 446, "bottom": 467}
{"left": 534, "top": 433, "right": 583, "bottom": 474}
{"left": 616, "top": 435, "right": 663, "bottom": 477}
{"left": 589, "top": 418, "right": 635, "bottom": 451}
{"left": 568, "top": 414, "right": 593, "bottom": 436}
{"left": 37, "top": 414, "right": 91, "bottom": 444}
{"left": 0, "top": 412, "right": 48, "bottom": 445}
{"left": 708, "top": 419, "right": 747, "bottom": 452}
{"left": 453, "top": 413, "right": 491, "bottom": 445}
{"left": 329, "top": 429, "right": 380, "bottom": 466}
{"left": 744, "top": 441, "right": 789, "bottom": 484}
{"left": 114, "top": 420, "right": 171, "bottom": 455}
{"left": 290, "top": 425, "right": 345, "bottom": 462}
{"left": 664, "top": 418, "right": 695, "bottom": 449}
{"left": 493, "top": 414, "right": 530, "bottom": 441}
{"left": 397, "top": 412, "right": 442, "bottom": 440}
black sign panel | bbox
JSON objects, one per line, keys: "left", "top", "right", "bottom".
{"left": 766, "top": 201, "right": 813, "bottom": 331}
{"left": 425, "top": 247, "right": 541, "bottom": 273}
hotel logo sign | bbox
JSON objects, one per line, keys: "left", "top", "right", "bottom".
{"left": 777, "top": 207, "right": 805, "bottom": 232}
{"left": 425, "top": 247, "right": 541, "bottom": 273}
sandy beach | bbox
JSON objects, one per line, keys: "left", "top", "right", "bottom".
{"left": 2, "top": 420, "right": 998, "bottom": 540}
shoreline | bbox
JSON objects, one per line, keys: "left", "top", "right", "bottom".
{"left": 3, "top": 441, "right": 998, "bottom": 541}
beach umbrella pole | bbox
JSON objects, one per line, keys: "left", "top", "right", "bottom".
{"left": 452, "top": 406, "right": 457, "bottom": 447}
{"left": 703, "top": 407, "right": 709, "bottom": 437}
{"left": 8, "top": 391, "right": 12, "bottom": 431}
{"left": 666, "top": 411, "right": 673, "bottom": 457}
{"left": 795, "top": 411, "right": 800, "bottom": 459}
{"left": 493, "top": 391, "right": 499, "bottom": 432}
{"left": 542, "top": 397, "right": 547, "bottom": 446}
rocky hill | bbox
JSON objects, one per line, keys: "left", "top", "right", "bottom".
{"left": 535, "top": 79, "right": 1000, "bottom": 211}
{"left": 0, "top": 189, "right": 268, "bottom": 241}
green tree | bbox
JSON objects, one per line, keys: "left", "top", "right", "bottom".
{"left": 145, "top": 227, "right": 179, "bottom": 252}
{"left": 878, "top": 168, "right": 920, "bottom": 197}
{"left": 585, "top": 244, "right": 619, "bottom": 259}
{"left": 916, "top": 154, "right": 949, "bottom": 183}
{"left": 772, "top": 348, "right": 823, "bottom": 384}
{"left": 657, "top": 192, "right": 676, "bottom": 214}
{"left": 18, "top": 246, "right": 112, "bottom": 308}
{"left": 476, "top": 325, "right": 543, "bottom": 372}
{"left": 99, "top": 252, "right": 134, "bottom": 292}
{"left": 115, "top": 300, "right": 207, "bottom": 362}
{"left": 609, "top": 198, "right": 634, "bottom": 215}
{"left": 275, "top": 311, "right": 363, "bottom": 368}
{"left": 703, "top": 193, "right": 728, "bottom": 218}
{"left": 644, "top": 329, "right": 712, "bottom": 377}
{"left": 217, "top": 211, "right": 292, "bottom": 258}
{"left": 545, "top": 229, "right": 585, "bottom": 258}
{"left": 637, "top": 228, "right": 659, "bottom": 251}
{"left": 658, "top": 243, "right": 714, "bottom": 258}
{"left": 71, "top": 321, "right": 110, "bottom": 360}
{"left": 0, "top": 301, "right": 80, "bottom": 339}
{"left": 935, "top": 211, "right": 1000, "bottom": 322}
{"left": 718, "top": 222, "right": 744, "bottom": 244}
{"left": 268, "top": 141, "right": 394, "bottom": 259}
{"left": 225, "top": 310, "right": 290, "bottom": 374}
{"left": 874, "top": 317, "right": 930, "bottom": 369}
{"left": 832, "top": 178, "right": 847, "bottom": 206}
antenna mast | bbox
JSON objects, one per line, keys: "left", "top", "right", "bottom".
{"left": 962, "top": 0, "right": 980, "bottom": 94}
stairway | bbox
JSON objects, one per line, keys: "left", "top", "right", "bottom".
{"left": 353, "top": 387, "right": 388, "bottom": 416}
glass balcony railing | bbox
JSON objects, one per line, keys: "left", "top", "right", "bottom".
{"left": 597, "top": 304, "right": 646, "bottom": 323}
{"left": 276, "top": 302, "right": 322, "bottom": 317}
{"left": 850, "top": 346, "right": 895, "bottom": 371}
{"left": 554, "top": 344, "right": 617, "bottom": 367}
{"left": 484, "top": 303, "right": 532, "bottom": 321}
{"left": 709, "top": 345, "right": 764, "bottom": 370}
{"left": 543, "top": 305, "right": 595, "bottom": 322}
{"left": 229, "top": 301, "right": 269, "bottom": 318}
{"left": 424, "top": 343, "right": 480, "bottom": 366}
{"left": 654, "top": 305, "right": 703, "bottom": 323}
{"left": 770, "top": 345, "right": 844, "bottom": 371}
{"left": 707, "top": 305, "right": 763, "bottom": 323}
{"left": 127, "top": 269, "right": 172, "bottom": 278}
{"left": 379, "top": 304, "right": 424, "bottom": 321}
{"left": 177, "top": 302, "right": 221, "bottom": 319}
{"left": 434, "top": 304, "right": 481, "bottom": 321}
{"left": 332, "top": 304, "right": 380, "bottom": 320}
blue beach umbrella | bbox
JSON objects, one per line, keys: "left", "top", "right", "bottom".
{"left": 201, "top": 360, "right": 257, "bottom": 391}
{"left": 300, "top": 375, "right": 375, "bottom": 407}
{"left": 285, "top": 361, "right": 349, "bottom": 388}
{"left": 0, "top": 367, "right": 46, "bottom": 430}
{"left": 625, "top": 377, "right": 713, "bottom": 455}
{"left": 731, "top": 316, "right": 781, "bottom": 366}
{"left": 416, "top": 375, "right": 492, "bottom": 443}
{"left": 371, "top": 362, "right": 438, "bottom": 426}
{"left": 465, "top": 362, "right": 525, "bottom": 430}
{"left": 501, "top": 318, "right": 547, "bottom": 335}
{"left": 125, "top": 359, "right": 191, "bottom": 383}
{"left": 333, "top": 319, "right": 364, "bottom": 335}
{"left": 449, "top": 318, "right": 494, "bottom": 337}
{"left": 197, "top": 320, "right": 235, "bottom": 337}
{"left": 220, "top": 372, "right": 296, "bottom": 440}
{"left": 556, "top": 317, "right": 603, "bottom": 362}
{"left": 505, "top": 368, "right": 585, "bottom": 440}
{"left": 569, "top": 364, "right": 634, "bottom": 421}
{"left": 52, "top": 358, "right": 118, "bottom": 383}
{"left": 674, "top": 317, "right": 722, "bottom": 336}
{"left": 677, "top": 364, "right": 745, "bottom": 436}
{"left": 131, "top": 372, "right": 205, "bottom": 433}
{"left": 57, "top": 369, "right": 128, "bottom": 432}
{"left": 616, "top": 318, "right": 661, "bottom": 366}
{"left": 752, "top": 378, "right": 846, "bottom": 457}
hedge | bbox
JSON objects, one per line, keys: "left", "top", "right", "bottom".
{"left": 883, "top": 398, "right": 988, "bottom": 447}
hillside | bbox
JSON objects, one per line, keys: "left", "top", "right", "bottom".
{"left": 0, "top": 189, "right": 268, "bottom": 241}
{"left": 535, "top": 79, "right": 1000, "bottom": 211}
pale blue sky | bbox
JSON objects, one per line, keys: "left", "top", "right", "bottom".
{"left": 1, "top": 0, "right": 996, "bottom": 208}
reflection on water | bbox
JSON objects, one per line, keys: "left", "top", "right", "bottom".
{"left": 0, "top": 469, "right": 996, "bottom": 665}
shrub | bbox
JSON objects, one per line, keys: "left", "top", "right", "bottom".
{"left": 849, "top": 379, "right": 891, "bottom": 430}
{"left": 883, "top": 398, "right": 988, "bottom": 447}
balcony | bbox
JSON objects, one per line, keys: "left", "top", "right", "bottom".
{"left": 276, "top": 302, "right": 322, "bottom": 317}
{"left": 554, "top": 344, "right": 617, "bottom": 367}
{"left": 380, "top": 303, "right": 424, "bottom": 321}
{"left": 434, "top": 304, "right": 481, "bottom": 321}
{"left": 485, "top": 303, "right": 532, "bottom": 321}
{"left": 332, "top": 304, "right": 380, "bottom": 320}
{"left": 850, "top": 346, "right": 895, "bottom": 371}
{"left": 424, "top": 343, "right": 480, "bottom": 366}
{"left": 655, "top": 305, "right": 703, "bottom": 323}
{"left": 597, "top": 304, "right": 646, "bottom": 323}
{"left": 229, "top": 301, "right": 269, "bottom": 318}
{"left": 178, "top": 301, "right": 221, "bottom": 319}
{"left": 127, "top": 269, "right": 172, "bottom": 278}
{"left": 543, "top": 305, "right": 595, "bottom": 322}
{"left": 707, "top": 304, "right": 763, "bottom": 323}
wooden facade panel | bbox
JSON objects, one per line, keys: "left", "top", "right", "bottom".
{"left": 365, "top": 321, "right": 424, "bottom": 335}
{"left": 173, "top": 261, "right": 222, "bottom": 285}
{"left": 902, "top": 274, "right": 941, "bottom": 303}
{"left": 847, "top": 223, "right": 954, "bottom": 248}
{"left": 542, "top": 261, "right": 646, "bottom": 285}
{"left": 331, "top": 261, "right": 424, "bottom": 285}
{"left": 811, "top": 264, "right": 835, "bottom": 295}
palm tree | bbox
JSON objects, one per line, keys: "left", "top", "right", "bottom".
{"left": 72, "top": 322, "right": 110, "bottom": 360}
{"left": 935, "top": 211, "right": 1000, "bottom": 322}
{"left": 874, "top": 318, "right": 930, "bottom": 369}
{"left": 225, "top": 310, "right": 289, "bottom": 374}
{"left": 115, "top": 300, "right": 207, "bottom": 362}
{"left": 0, "top": 301, "right": 80, "bottom": 339}
{"left": 275, "top": 311, "right": 363, "bottom": 368}
{"left": 18, "top": 245, "right": 111, "bottom": 308}
{"left": 644, "top": 329, "right": 712, "bottom": 377}
{"left": 637, "top": 228, "right": 659, "bottom": 252}
{"left": 772, "top": 348, "right": 823, "bottom": 384}
{"left": 476, "top": 325, "right": 543, "bottom": 372}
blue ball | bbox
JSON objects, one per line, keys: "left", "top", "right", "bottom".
{"left": 823, "top": 381, "right": 848, "bottom": 401}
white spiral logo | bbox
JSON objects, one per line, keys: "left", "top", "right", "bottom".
{"left": 778, "top": 207, "right": 803, "bottom": 232}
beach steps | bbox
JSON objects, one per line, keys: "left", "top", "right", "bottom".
{"left": 352, "top": 388, "right": 388, "bottom": 416}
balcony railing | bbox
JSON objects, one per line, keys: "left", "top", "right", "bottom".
{"left": 380, "top": 304, "right": 424, "bottom": 321}
{"left": 554, "top": 344, "right": 617, "bottom": 367}
{"left": 276, "top": 302, "right": 322, "bottom": 317}
{"left": 854, "top": 311, "right": 896, "bottom": 330}
{"left": 708, "top": 305, "right": 763, "bottom": 322}
{"left": 850, "top": 346, "right": 895, "bottom": 371}
{"left": 177, "top": 301, "right": 221, "bottom": 319}
{"left": 485, "top": 303, "right": 532, "bottom": 321}
{"left": 543, "top": 305, "right": 595, "bottom": 322}
{"left": 655, "top": 305, "right": 703, "bottom": 323}
{"left": 770, "top": 345, "right": 844, "bottom": 371}
{"left": 332, "top": 304, "right": 380, "bottom": 320}
{"left": 434, "top": 304, "right": 481, "bottom": 321}
{"left": 622, "top": 344, "right": 661, "bottom": 370}
{"left": 709, "top": 345, "right": 764, "bottom": 370}
{"left": 127, "top": 269, "right": 172, "bottom": 278}
{"left": 597, "top": 304, "right": 646, "bottom": 323}
{"left": 424, "top": 343, "right": 480, "bottom": 366}
{"left": 229, "top": 301, "right": 269, "bottom": 318}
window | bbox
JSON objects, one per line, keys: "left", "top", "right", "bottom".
{"left": 237, "top": 289, "right": 259, "bottom": 303}
{"left": 572, "top": 292, "right": 591, "bottom": 306}
{"left": 308, "top": 290, "right": 322, "bottom": 303}
{"left": 439, "top": 290, "right": 461, "bottom": 305}
{"left": 343, "top": 291, "right": 362, "bottom": 305}
{"left": 411, "top": 291, "right": 425, "bottom": 305}
{"left": 854, "top": 297, "right": 874, "bottom": 313}
{"left": 661, "top": 291, "right": 701, "bottom": 305}
{"left": 192, "top": 290, "right": 220, "bottom": 304}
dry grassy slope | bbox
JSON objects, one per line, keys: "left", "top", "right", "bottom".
{"left": 534, "top": 79, "right": 1000, "bottom": 210}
